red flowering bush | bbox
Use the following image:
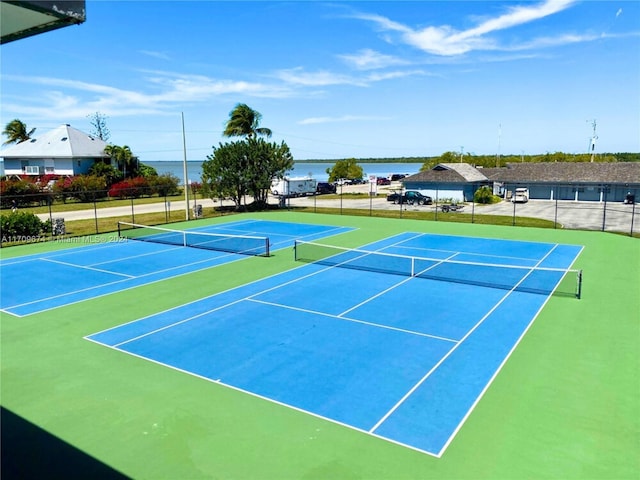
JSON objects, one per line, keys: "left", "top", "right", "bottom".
{"left": 108, "top": 177, "right": 150, "bottom": 199}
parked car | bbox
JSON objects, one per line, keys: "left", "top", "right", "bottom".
{"left": 386, "top": 190, "right": 432, "bottom": 205}
{"left": 316, "top": 182, "right": 337, "bottom": 194}
{"left": 335, "top": 178, "right": 353, "bottom": 186}
{"left": 376, "top": 177, "right": 391, "bottom": 185}
{"left": 510, "top": 187, "right": 529, "bottom": 203}
{"left": 390, "top": 174, "right": 406, "bottom": 181}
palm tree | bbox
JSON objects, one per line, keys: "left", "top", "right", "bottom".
{"left": 2, "top": 119, "right": 36, "bottom": 145}
{"left": 223, "top": 103, "right": 272, "bottom": 139}
{"left": 104, "top": 144, "right": 135, "bottom": 177}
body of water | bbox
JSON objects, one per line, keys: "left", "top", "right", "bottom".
{"left": 146, "top": 160, "right": 423, "bottom": 184}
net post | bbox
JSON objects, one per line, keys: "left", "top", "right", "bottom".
{"left": 294, "top": 240, "right": 298, "bottom": 261}
{"left": 117, "top": 221, "right": 122, "bottom": 238}
{"left": 577, "top": 270, "right": 582, "bottom": 299}
{"left": 265, "top": 238, "right": 270, "bottom": 257}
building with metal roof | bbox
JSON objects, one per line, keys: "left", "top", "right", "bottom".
{"left": 1, "top": 124, "right": 109, "bottom": 177}
{"left": 403, "top": 162, "right": 640, "bottom": 203}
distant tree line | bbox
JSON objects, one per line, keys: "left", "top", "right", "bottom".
{"left": 297, "top": 152, "right": 640, "bottom": 166}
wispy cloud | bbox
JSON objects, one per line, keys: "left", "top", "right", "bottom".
{"left": 272, "top": 67, "right": 368, "bottom": 87}
{"left": 139, "top": 50, "right": 171, "bottom": 61}
{"left": 338, "top": 49, "right": 409, "bottom": 70}
{"left": 1, "top": 72, "right": 296, "bottom": 119}
{"left": 298, "top": 115, "right": 392, "bottom": 125}
{"left": 351, "top": 0, "right": 580, "bottom": 56}
{"left": 272, "top": 66, "right": 426, "bottom": 88}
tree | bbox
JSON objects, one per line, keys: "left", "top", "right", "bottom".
{"left": 2, "top": 119, "right": 36, "bottom": 145}
{"left": 223, "top": 103, "right": 272, "bottom": 139}
{"left": 104, "top": 144, "right": 136, "bottom": 178}
{"left": 201, "top": 138, "right": 293, "bottom": 210}
{"left": 87, "top": 112, "right": 110, "bottom": 142}
{"left": 245, "top": 138, "right": 293, "bottom": 205}
{"left": 326, "top": 158, "right": 364, "bottom": 183}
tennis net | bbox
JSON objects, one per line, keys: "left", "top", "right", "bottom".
{"left": 294, "top": 240, "right": 582, "bottom": 298}
{"left": 118, "top": 222, "right": 270, "bottom": 256}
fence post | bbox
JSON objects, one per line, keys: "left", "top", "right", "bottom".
{"left": 471, "top": 185, "right": 475, "bottom": 224}
{"left": 554, "top": 185, "right": 559, "bottom": 229}
{"left": 601, "top": 185, "right": 608, "bottom": 232}
{"left": 93, "top": 191, "right": 99, "bottom": 234}
{"left": 631, "top": 202, "right": 636, "bottom": 237}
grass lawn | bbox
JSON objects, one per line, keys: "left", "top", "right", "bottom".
{"left": 1, "top": 211, "right": 638, "bottom": 479}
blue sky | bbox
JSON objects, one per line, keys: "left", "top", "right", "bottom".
{"left": 1, "top": 1, "right": 639, "bottom": 161}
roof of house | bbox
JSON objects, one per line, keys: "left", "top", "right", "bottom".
{"left": 405, "top": 162, "right": 640, "bottom": 185}
{"left": 404, "top": 163, "right": 489, "bottom": 184}
{"left": 0, "top": 124, "right": 108, "bottom": 159}
{"left": 488, "top": 162, "right": 640, "bottom": 184}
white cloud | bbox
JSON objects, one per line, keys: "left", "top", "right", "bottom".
{"left": 139, "top": 50, "right": 171, "bottom": 61}
{"left": 0, "top": 72, "right": 297, "bottom": 120}
{"left": 272, "top": 67, "right": 367, "bottom": 87}
{"left": 338, "top": 48, "right": 410, "bottom": 70}
{"left": 352, "top": 0, "right": 580, "bottom": 56}
{"left": 272, "top": 66, "right": 426, "bottom": 88}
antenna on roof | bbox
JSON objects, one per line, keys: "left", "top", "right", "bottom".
{"left": 587, "top": 119, "right": 598, "bottom": 162}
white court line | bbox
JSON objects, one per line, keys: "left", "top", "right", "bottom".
{"left": 392, "top": 243, "right": 542, "bottom": 264}
{"left": 89, "top": 244, "right": 183, "bottom": 267}
{"left": 435, "top": 243, "right": 584, "bottom": 457}
{"left": 247, "top": 298, "right": 458, "bottom": 343}
{"left": 339, "top": 251, "right": 461, "bottom": 317}
{"left": 368, "top": 243, "right": 560, "bottom": 436}
{"left": 7, "top": 248, "right": 241, "bottom": 312}
{"left": 84, "top": 335, "right": 440, "bottom": 458}
{"left": 41, "top": 257, "right": 135, "bottom": 278}
{"left": 95, "top": 234, "right": 417, "bottom": 346}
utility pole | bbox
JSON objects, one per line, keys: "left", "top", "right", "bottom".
{"left": 460, "top": 146, "right": 464, "bottom": 163}
{"left": 182, "top": 112, "right": 190, "bottom": 220}
{"left": 496, "top": 123, "right": 502, "bottom": 167}
{"left": 588, "top": 119, "right": 598, "bottom": 162}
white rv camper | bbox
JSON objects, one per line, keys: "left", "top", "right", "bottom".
{"left": 270, "top": 177, "right": 317, "bottom": 197}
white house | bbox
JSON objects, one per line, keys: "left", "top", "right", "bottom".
{"left": 1, "top": 124, "right": 109, "bottom": 178}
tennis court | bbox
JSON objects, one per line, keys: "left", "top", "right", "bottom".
{"left": 0, "top": 219, "right": 352, "bottom": 316}
{"left": 87, "top": 232, "right": 582, "bottom": 457}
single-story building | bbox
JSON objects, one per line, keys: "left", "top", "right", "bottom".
{"left": 402, "top": 163, "right": 490, "bottom": 202}
{"left": 484, "top": 162, "right": 640, "bottom": 203}
{"left": 1, "top": 124, "right": 109, "bottom": 178}
{"left": 403, "top": 162, "right": 640, "bottom": 203}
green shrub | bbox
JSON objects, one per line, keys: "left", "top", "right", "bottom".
{"left": 474, "top": 186, "right": 501, "bottom": 204}
{"left": 1, "top": 211, "right": 51, "bottom": 242}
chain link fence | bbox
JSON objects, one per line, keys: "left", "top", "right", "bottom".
{"left": 1, "top": 184, "right": 637, "bottom": 246}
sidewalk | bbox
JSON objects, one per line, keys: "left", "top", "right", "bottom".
{"left": 36, "top": 198, "right": 219, "bottom": 222}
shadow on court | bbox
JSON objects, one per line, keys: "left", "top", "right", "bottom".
{"left": 1, "top": 407, "right": 129, "bottom": 480}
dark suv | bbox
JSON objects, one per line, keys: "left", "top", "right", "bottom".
{"left": 316, "top": 182, "right": 337, "bottom": 194}
{"left": 386, "top": 190, "right": 432, "bottom": 205}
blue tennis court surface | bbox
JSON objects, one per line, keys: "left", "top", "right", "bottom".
{"left": 0, "top": 219, "right": 352, "bottom": 316}
{"left": 87, "top": 232, "right": 583, "bottom": 457}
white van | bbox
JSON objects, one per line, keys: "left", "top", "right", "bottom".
{"left": 511, "top": 188, "right": 529, "bottom": 203}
